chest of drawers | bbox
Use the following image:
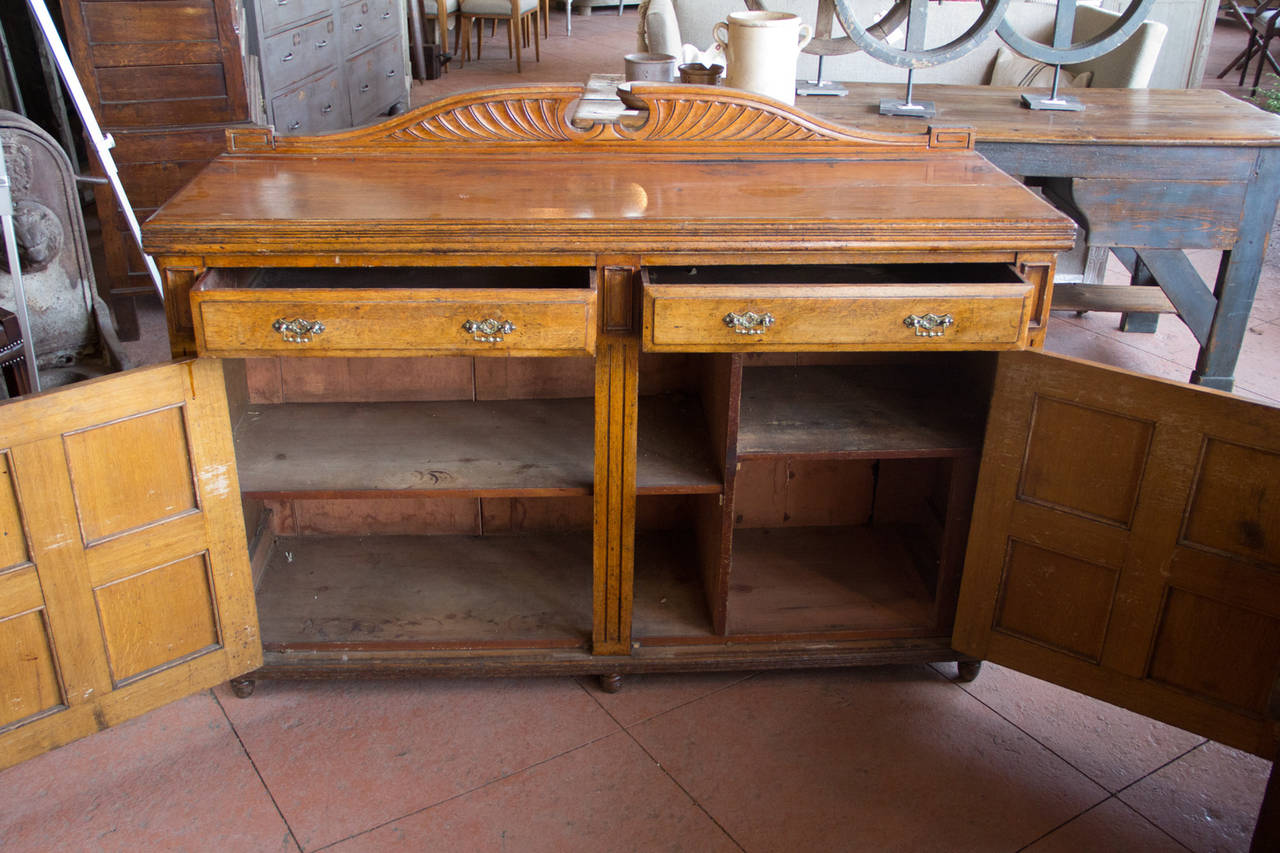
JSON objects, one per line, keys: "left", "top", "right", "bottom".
{"left": 245, "top": 0, "right": 409, "bottom": 134}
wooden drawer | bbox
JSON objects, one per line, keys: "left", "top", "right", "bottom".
{"left": 258, "top": 0, "right": 333, "bottom": 35}
{"left": 261, "top": 16, "right": 340, "bottom": 94}
{"left": 269, "top": 69, "right": 350, "bottom": 135}
{"left": 641, "top": 265, "right": 1035, "bottom": 352}
{"left": 190, "top": 268, "right": 597, "bottom": 357}
{"left": 340, "top": 0, "right": 400, "bottom": 57}
{"left": 346, "top": 34, "right": 405, "bottom": 124}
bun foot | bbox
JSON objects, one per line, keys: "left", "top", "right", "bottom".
{"left": 598, "top": 673, "right": 623, "bottom": 693}
{"left": 955, "top": 661, "right": 983, "bottom": 683}
{"left": 229, "top": 676, "right": 256, "bottom": 698}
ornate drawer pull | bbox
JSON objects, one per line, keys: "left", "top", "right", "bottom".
{"left": 723, "top": 311, "right": 774, "bottom": 336}
{"left": 273, "top": 317, "right": 326, "bottom": 343}
{"left": 904, "top": 313, "right": 955, "bottom": 337}
{"left": 463, "top": 318, "right": 515, "bottom": 343}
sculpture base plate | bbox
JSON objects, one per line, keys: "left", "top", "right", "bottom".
{"left": 879, "top": 98, "right": 935, "bottom": 118}
{"left": 796, "top": 80, "right": 848, "bottom": 97}
{"left": 1022, "top": 92, "right": 1084, "bottom": 111}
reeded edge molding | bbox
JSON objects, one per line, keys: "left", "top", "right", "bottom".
{"left": 223, "top": 84, "right": 970, "bottom": 154}
{"left": 612, "top": 83, "right": 967, "bottom": 149}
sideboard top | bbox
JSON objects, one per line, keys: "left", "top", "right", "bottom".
{"left": 143, "top": 85, "right": 1076, "bottom": 259}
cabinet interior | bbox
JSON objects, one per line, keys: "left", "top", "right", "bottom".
{"left": 633, "top": 351, "right": 996, "bottom": 644}
{"left": 221, "top": 266, "right": 595, "bottom": 291}
{"left": 224, "top": 292, "right": 997, "bottom": 654}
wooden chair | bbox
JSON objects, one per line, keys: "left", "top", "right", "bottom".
{"left": 420, "top": 0, "right": 461, "bottom": 57}
{"left": 458, "top": 0, "right": 541, "bottom": 72}
{"left": 1247, "top": 0, "right": 1280, "bottom": 93}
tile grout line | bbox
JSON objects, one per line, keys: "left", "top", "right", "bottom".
{"left": 574, "top": 676, "right": 756, "bottom": 852}
{"left": 574, "top": 670, "right": 760, "bottom": 729}
{"left": 925, "top": 665, "right": 1115, "bottom": 844}
{"left": 210, "top": 688, "right": 305, "bottom": 853}
{"left": 618, "top": 726, "right": 750, "bottom": 852}
{"left": 308, "top": 716, "right": 625, "bottom": 851}
{"left": 936, "top": 667, "right": 1211, "bottom": 851}
{"left": 1011, "top": 794, "right": 1197, "bottom": 853}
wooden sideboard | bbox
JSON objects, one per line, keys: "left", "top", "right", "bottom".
{"left": 2, "top": 88, "right": 1278, "bottom": 845}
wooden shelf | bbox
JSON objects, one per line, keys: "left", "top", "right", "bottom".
{"left": 234, "top": 395, "right": 721, "bottom": 497}
{"left": 737, "top": 365, "right": 985, "bottom": 459}
{"left": 727, "top": 526, "right": 936, "bottom": 636}
{"left": 256, "top": 533, "right": 593, "bottom": 649}
{"left": 632, "top": 532, "right": 717, "bottom": 641}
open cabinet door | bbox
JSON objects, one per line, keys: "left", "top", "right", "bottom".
{"left": 954, "top": 350, "right": 1280, "bottom": 759}
{"left": 0, "top": 359, "right": 259, "bottom": 770}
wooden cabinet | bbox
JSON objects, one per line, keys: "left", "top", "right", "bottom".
{"left": 2, "top": 88, "right": 1276, "bottom": 842}
{"left": 57, "top": 0, "right": 253, "bottom": 340}
{"left": 243, "top": 0, "right": 409, "bottom": 134}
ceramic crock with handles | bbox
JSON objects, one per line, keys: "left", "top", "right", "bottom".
{"left": 713, "top": 10, "right": 813, "bottom": 105}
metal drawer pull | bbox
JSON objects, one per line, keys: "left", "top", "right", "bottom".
{"left": 723, "top": 311, "right": 774, "bottom": 335}
{"left": 360, "top": 83, "right": 371, "bottom": 93}
{"left": 315, "top": 39, "right": 328, "bottom": 48}
{"left": 353, "top": 22, "right": 363, "bottom": 30}
{"left": 463, "top": 318, "right": 515, "bottom": 343}
{"left": 277, "top": 0, "right": 287, "bottom": 5}
{"left": 321, "top": 103, "right": 333, "bottom": 113}
{"left": 382, "top": 10, "right": 391, "bottom": 17}
{"left": 386, "top": 68, "right": 397, "bottom": 77}
{"left": 288, "top": 121, "right": 301, "bottom": 130}
{"left": 282, "top": 52, "right": 295, "bottom": 62}
{"left": 273, "top": 318, "right": 326, "bottom": 343}
{"left": 904, "top": 313, "right": 955, "bottom": 337}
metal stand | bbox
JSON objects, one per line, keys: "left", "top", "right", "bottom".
{"left": 880, "top": 68, "right": 934, "bottom": 118}
{"left": 1021, "top": 64, "right": 1083, "bottom": 111}
{"left": 0, "top": 144, "right": 42, "bottom": 393}
{"left": 796, "top": 55, "right": 848, "bottom": 98}
{"left": 24, "top": 0, "right": 164, "bottom": 301}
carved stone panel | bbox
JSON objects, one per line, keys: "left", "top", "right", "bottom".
{"left": 0, "top": 111, "right": 99, "bottom": 373}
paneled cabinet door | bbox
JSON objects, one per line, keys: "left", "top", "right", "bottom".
{"left": 0, "top": 360, "right": 259, "bottom": 770}
{"left": 954, "top": 350, "right": 1280, "bottom": 759}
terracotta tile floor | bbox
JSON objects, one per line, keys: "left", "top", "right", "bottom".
{"left": 6, "top": 7, "right": 1278, "bottom": 853}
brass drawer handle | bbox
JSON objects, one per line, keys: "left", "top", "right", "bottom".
{"left": 904, "top": 313, "right": 955, "bottom": 337}
{"left": 724, "top": 311, "right": 774, "bottom": 336}
{"left": 463, "top": 318, "right": 515, "bottom": 343}
{"left": 273, "top": 317, "right": 326, "bottom": 343}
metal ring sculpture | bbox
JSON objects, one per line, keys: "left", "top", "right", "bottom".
{"left": 832, "top": 0, "right": 1012, "bottom": 69}
{"left": 746, "top": 0, "right": 1157, "bottom": 71}
{"left": 995, "top": 0, "right": 1158, "bottom": 66}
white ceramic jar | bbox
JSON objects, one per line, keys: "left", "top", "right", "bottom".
{"left": 713, "top": 10, "right": 812, "bottom": 105}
